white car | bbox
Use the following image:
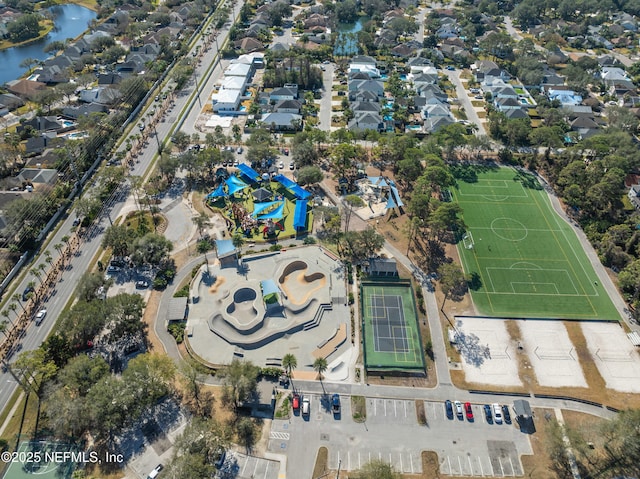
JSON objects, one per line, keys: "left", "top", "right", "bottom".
{"left": 35, "top": 308, "right": 47, "bottom": 326}
{"left": 454, "top": 400, "right": 463, "bottom": 418}
{"left": 302, "top": 396, "right": 310, "bottom": 417}
{"left": 278, "top": 161, "right": 284, "bottom": 169}
{"left": 492, "top": 403, "right": 503, "bottom": 424}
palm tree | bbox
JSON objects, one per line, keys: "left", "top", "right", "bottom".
{"left": 313, "top": 357, "right": 328, "bottom": 381}
{"left": 282, "top": 354, "right": 297, "bottom": 378}
{"left": 31, "top": 269, "right": 43, "bottom": 285}
{"left": 0, "top": 320, "right": 8, "bottom": 338}
{"left": 1, "top": 310, "right": 14, "bottom": 327}
{"left": 44, "top": 250, "right": 53, "bottom": 266}
{"left": 232, "top": 233, "right": 245, "bottom": 250}
{"left": 11, "top": 293, "right": 26, "bottom": 314}
{"left": 8, "top": 303, "right": 18, "bottom": 321}
{"left": 192, "top": 212, "right": 211, "bottom": 238}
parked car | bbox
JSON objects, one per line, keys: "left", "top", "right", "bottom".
{"left": 445, "top": 400, "right": 454, "bottom": 420}
{"left": 454, "top": 400, "right": 463, "bottom": 419}
{"left": 484, "top": 404, "right": 493, "bottom": 424}
{"left": 302, "top": 396, "right": 310, "bottom": 417}
{"left": 136, "top": 280, "right": 149, "bottom": 289}
{"left": 72, "top": 217, "right": 81, "bottom": 227}
{"left": 492, "top": 403, "right": 503, "bottom": 424}
{"left": 147, "top": 464, "right": 163, "bottom": 479}
{"left": 502, "top": 405, "right": 512, "bottom": 424}
{"left": 278, "top": 161, "right": 284, "bottom": 169}
{"left": 35, "top": 308, "right": 47, "bottom": 326}
{"left": 289, "top": 161, "right": 295, "bottom": 170}
{"left": 331, "top": 394, "right": 341, "bottom": 416}
{"left": 292, "top": 393, "right": 300, "bottom": 412}
{"left": 214, "top": 448, "right": 226, "bottom": 469}
{"left": 236, "top": 146, "right": 243, "bottom": 154}
{"left": 465, "top": 402, "right": 474, "bottom": 421}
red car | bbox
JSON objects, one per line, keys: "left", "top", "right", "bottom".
{"left": 292, "top": 393, "right": 300, "bottom": 412}
{"left": 465, "top": 402, "right": 474, "bottom": 421}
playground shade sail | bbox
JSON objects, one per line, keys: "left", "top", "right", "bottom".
{"left": 273, "top": 174, "right": 311, "bottom": 199}
{"left": 258, "top": 202, "right": 285, "bottom": 220}
{"left": 252, "top": 201, "right": 283, "bottom": 217}
{"left": 237, "top": 163, "right": 261, "bottom": 182}
{"left": 225, "top": 175, "right": 249, "bottom": 195}
{"left": 293, "top": 200, "right": 308, "bottom": 229}
{"left": 207, "top": 184, "right": 225, "bottom": 198}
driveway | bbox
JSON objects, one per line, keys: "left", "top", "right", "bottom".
{"left": 318, "top": 64, "right": 335, "bottom": 132}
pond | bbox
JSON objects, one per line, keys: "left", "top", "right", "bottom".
{"left": 0, "top": 4, "right": 97, "bottom": 86}
{"left": 334, "top": 16, "right": 369, "bottom": 56}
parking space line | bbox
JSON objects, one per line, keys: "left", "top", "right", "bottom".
{"left": 509, "top": 456, "right": 516, "bottom": 476}
{"left": 394, "top": 400, "right": 397, "bottom": 417}
{"left": 478, "top": 456, "right": 485, "bottom": 476}
{"left": 337, "top": 450, "right": 340, "bottom": 469}
{"left": 263, "top": 460, "right": 269, "bottom": 479}
{"left": 489, "top": 456, "right": 495, "bottom": 476}
{"left": 374, "top": 400, "right": 377, "bottom": 416}
{"left": 348, "top": 452, "right": 351, "bottom": 471}
{"left": 468, "top": 455, "right": 473, "bottom": 475}
{"left": 384, "top": 400, "right": 387, "bottom": 416}
{"left": 498, "top": 456, "right": 504, "bottom": 476}
{"left": 241, "top": 456, "right": 249, "bottom": 476}
{"left": 400, "top": 453, "right": 403, "bottom": 472}
{"left": 447, "top": 456, "right": 451, "bottom": 474}
{"left": 253, "top": 457, "right": 260, "bottom": 478}
{"left": 404, "top": 401, "right": 408, "bottom": 418}
{"left": 458, "top": 456, "right": 463, "bottom": 475}
{"left": 410, "top": 453, "right": 414, "bottom": 474}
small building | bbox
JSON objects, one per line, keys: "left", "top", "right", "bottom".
{"left": 367, "top": 258, "right": 398, "bottom": 277}
{"left": 166, "top": 297, "right": 188, "bottom": 324}
{"left": 513, "top": 399, "right": 535, "bottom": 434}
{"left": 211, "top": 88, "right": 242, "bottom": 113}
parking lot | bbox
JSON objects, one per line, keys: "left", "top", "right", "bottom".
{"left": 271, "top": 395, "right": 531, "bottom": 477}
{"left": 216, "top": 451, "right": 280, "bottom": 479}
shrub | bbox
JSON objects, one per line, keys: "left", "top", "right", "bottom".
{"left": 348, "top": 292, "right": 354, "bottom": 304}
{"left": 260, "top": 366, "right": 283, "bottom": 378}
{"left": 168, "top": 321, "right": 186, "bottom": 343}
{"left": 269, "top": 244, "right": 283, "bottom": 251}
{"left": 174, "top": 284, "right": 190, "bottom": 298}
{"left": 303, "top": 236, "right": 316, "bottom": 245}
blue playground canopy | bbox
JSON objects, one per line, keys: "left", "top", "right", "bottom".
{"left": 261, "top": 278, "right": 279, "bottom": 296}
{"left": 237, "top": 164, "right": 261, "bottom": 182}
{"left": 272, "top": 174, "right": 311, "bottom": 200}
{"left": 293, "top": 200, "right": 308, "bottom": 229}
{"left": 206, "top": 184, "right": 226, "bottom": 198}
{"left": 385, "top": 195, "right": 397, "bottom": 209}
{"left": 257, "top": 202, "right": 285, "bottom": 220}
{"left": 389, "top": 183, "right": 404, "bottom": 207}
{"left": 225, "top": 175, "right": 249, "bottom": 195}
{"left": 252, "top": 201, "right": 282, "bottom": 217}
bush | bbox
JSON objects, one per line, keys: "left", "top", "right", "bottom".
{"left": 168, "top": 321, "right": 186, "bottom": 343}
{"left": 260, "top": 366, "right": 283, "bottom": 378}
{"left": 269, "top": 244, "right": 283, "bottom": 251}
{"left": 153, "top": 276, "right": 168, "bottom": 290}
{"left": 174, "top": 284, "right": 190, "bottom": 298}
{"left": 197, "top": 239, "right": 212, "bottom": 253}
{"left": 303, "top": 236, "right": 316, "bottom": 245}
{"left": 348, "top": 292, "right": 354, "bottom": 304}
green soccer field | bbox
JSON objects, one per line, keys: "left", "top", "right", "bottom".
{"left": 451, "top": 166, "right": 620, "bottom": 320}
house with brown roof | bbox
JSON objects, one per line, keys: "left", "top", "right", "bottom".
{"left": 6, "top": 79, "right": 46, "bottom": 100}
{"left": 234, "top": 37, "right": 264, "bottom": 53}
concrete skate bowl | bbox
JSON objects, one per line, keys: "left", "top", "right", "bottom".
{"left": 278, "top": 260, "right": 327, "bottom": 306}
{"left": 208, "top": 298, "right": 334, "bottom": 349}
{"left": 215, "top": 286, "right": 266, "bottom": 334}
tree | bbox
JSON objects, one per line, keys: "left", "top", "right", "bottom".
{"left": 291, "top": 141, "right": 318, "bottom": 167}
{"left": 438, "top": 262, "right": 468, "bottom": 311}
{"left": 231, "top": 233, "right": 246, "bottom": 250}
{"left": 282, "top": 353, "right": 297, "bottom": 377}
{"left": 13, "top": 348, "right": 57, "bottom": 398}
{"left": 9, "top": 14, "right": 41, "bottom": 43}
{"left": 296, "top": 165, "right": 323, "bottom": 186}
{"left": 131, "top": 233, "right": 173, "bottom": 266}
{"left": 220, "top": 359, "right": 259, "bottom": 411}
{"left": 192, "top": 212, "right": 211, "bottom": 238}
{"left": 343, "top": 194, "right": 365, "bottom": 233}
{"left": 351, "top": 459, "right": 401, "bottom": 479}
{"left": 313, "top": 357, "right": 328, "bottom": 380}
{"left": 102, "top": 224, "right": 135, "bottom": 257}
{"left": 57, "top": 354, "right": 109, "bottom": 397}
{"left": 236, "top": 417, "right": 255, "bottom": 452}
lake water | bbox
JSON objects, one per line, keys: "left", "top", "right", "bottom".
{"left": 334, "top": 16, "right": 368, "bottom": 56}
{"left": 0, "top": 4, "right": 97, "bottom": 86}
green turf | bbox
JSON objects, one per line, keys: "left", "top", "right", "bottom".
{"left": 361, "top": 281, "right": 425, "bottom": 372}
{"left": 451, "top": 165, "right": 620, "bottom": 320}
{"left": 3, "top": 441, "right": 77, "bottom": 479}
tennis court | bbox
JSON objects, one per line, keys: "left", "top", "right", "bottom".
{"left": 361, "top": 281, "right": 425, "bottom": 372}
{"left": 2, "top": 441, "right": 77, "bottom": 479}
{"left": 452, "top": 166, "right": 620, "bottom": 320}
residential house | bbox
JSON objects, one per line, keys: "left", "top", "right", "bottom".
{"left": 628, "top": 184, "right": 640, "bottom": 209}
{"left": 261, "top": 112, "right": 302, "bottom": 131}
{"left": 424, "top": 115, "right": 454, "bottom": 132}
{"left": 25, "top": 134, "right": 63, "bottom": 156}
{"left": 0, "top": 93, "right": 24, "bottom": 111}
{"left": 17, "top": 117, "right": 63, "bottom": 135}
{"left": 601, "top": 66, "right": 629, "bottom": 85}
{"left": 391, "top": 43, "right": 418, "bottom": 58}
{"left": 211, "top": 88, "right": 242, "bottom": 112}
{"left": 79, "top": 86, "right": 122, "bottom": 105}
{"left": 348, "top": 79, "right": 384, "bottom": 101}
{"left": 270, "top": 85, "right": 298, "bottom": 102}
{"left": 303, "top": 13, "right": 327, "bottom": 29}
{"left": 407, "top": 56, "right": 433, "bottom": 74}
{"left": 351, "top": 90, "right": 380, "bottom": 102}
{"left": 351, "top": 101, "right": 381, "bottom": 114}
{"left": 473, "top": 60, "right": 508, "bottom": 82}
{"left": 62, "top": 103, "right": 108, "bottom": 119}
{"left": 225, "top": 62, "right": 253, "bottom": 78}
{"left": 6, "top": 79, "right": 46, "bottom": 100}
{"left": 98, "top": 73, "right": 123, "bottom": 86}
{"left": 348, "top": 112, "right": 383, "bottom": 132}
{"left": 234, "top": 37, "right": 264, "bottom": 53}
{"left": 570, "top": 116, "right": 600, "bottom": 139}
{"left": 274, "top": 99, "right": 302, "bottom": 113}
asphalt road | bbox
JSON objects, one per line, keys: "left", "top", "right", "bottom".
{"left": 0, "top": 2, "right": 242, "bottom": 417}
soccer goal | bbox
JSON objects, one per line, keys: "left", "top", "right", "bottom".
{"left": 462, "top": 231, "right": 475, "bottom": 250}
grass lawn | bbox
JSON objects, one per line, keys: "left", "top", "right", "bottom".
{"left": 451, "top": 165, "right": 620, "bottom": 320}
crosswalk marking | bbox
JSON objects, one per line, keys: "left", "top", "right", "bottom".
{"left": 269, "top": 431, "right": 290, "bottom": 440}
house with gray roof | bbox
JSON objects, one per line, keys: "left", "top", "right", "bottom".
{"left": 348, "top": 112, "right": 383, "bottom": 132}
{"left": 260, "top": 112, "right": 302, "bottom": 131}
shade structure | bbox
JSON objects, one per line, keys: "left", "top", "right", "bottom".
{"left": 261, "top": 278, "right": 279, "bottom": 296}
{"left": 368, "top": 176, "right": 389, "bottom": 187}
{"left": 389, "top": 184, "right": 404, "bottom": 207}
{"left": 237, "top": 163, "right": 261, "bottom": 182}
{"left": 252, "top": 187, "right": 272, "bottom": 202}
{"left": 206, "top": 184, "right": 226, "bottom": 198}
{"left": 385, "top": 195, "right": 397, "bottom": 209}
{"left": 215, "top": 239, "right": 236, "bottom": 259}
{"left": 225, "top": 175, "right": 249, "bottom": 195}
{"left": 252, "top": 201, "right": 282, "bottom": 217}
{"left": 257, "top": 202, "right": 284, "bottom": 220}
{"left": 293, "top": 200, "right": 308, "bottom": 229}
{"left": 272, "top": 174, "right": 311, "bottom": 200}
